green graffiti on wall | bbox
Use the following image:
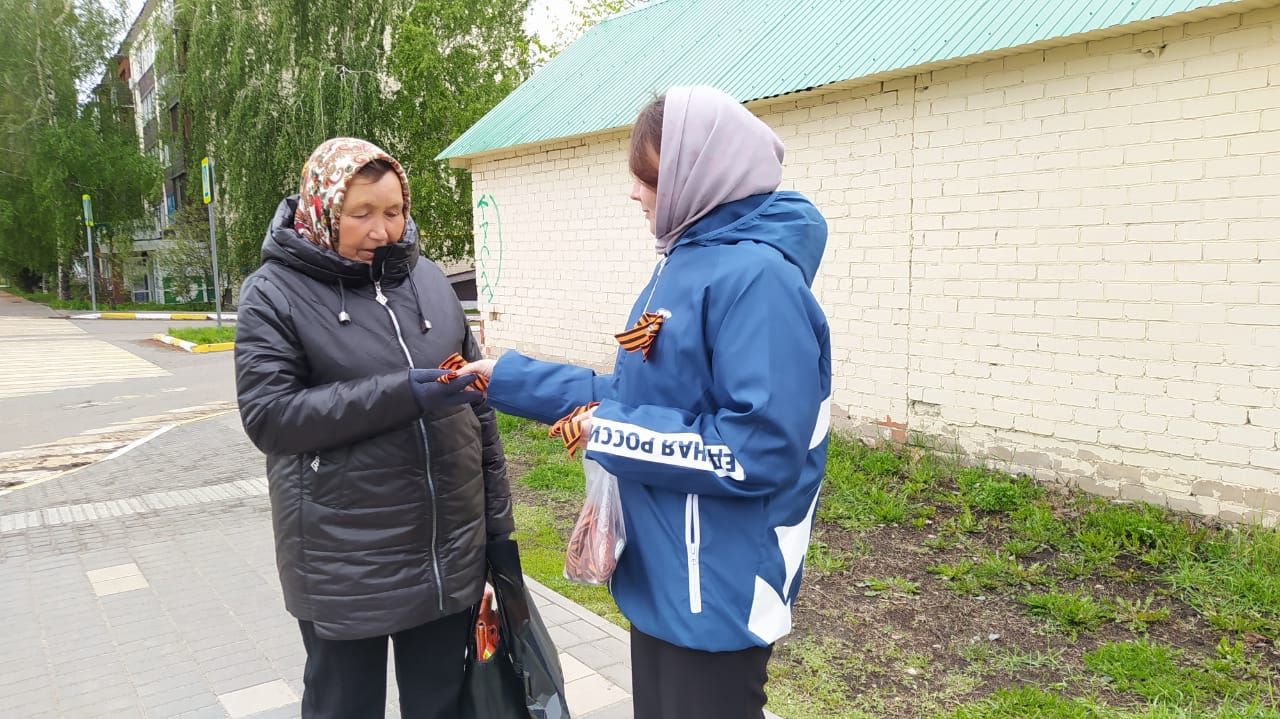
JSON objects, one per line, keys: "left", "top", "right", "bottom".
{"left": 475, "top": 194, "right": 503, "bottom": 303}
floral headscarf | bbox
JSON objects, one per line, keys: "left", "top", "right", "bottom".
{"left": 294, "top": 137, "right": 412, "bottom": 250}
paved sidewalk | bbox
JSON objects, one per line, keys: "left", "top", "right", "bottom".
{"left": 0, "top": 402, "right": 237, "bottom": 493}
{"left": 0, "top": 413, "right": 637, "bottom": 718}
{"left": 0, "top": 289, "right": 59, "bottom": 318}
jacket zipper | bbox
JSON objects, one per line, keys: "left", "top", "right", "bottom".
{"left": 685, "top": 493, "right": 702, "bottom": 614}
{"left": 375, "top": 281, "right": 445, "bottom": 612}
{"left": 641, "top": 257, "right": 668, "bottom": 314}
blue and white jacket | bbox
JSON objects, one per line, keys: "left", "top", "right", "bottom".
{"left": 487, "top": 191, "right": 831, "bottom": 652}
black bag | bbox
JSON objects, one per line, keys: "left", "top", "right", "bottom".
{"left": 460, "top": 539, "right": 572, "bottom": 719}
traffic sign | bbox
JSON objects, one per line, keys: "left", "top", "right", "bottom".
{"left": 201, "top": 157, "right": 213, "bottom": 204}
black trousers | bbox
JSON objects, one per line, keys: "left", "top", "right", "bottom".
{"left": 298, "top": 611, "right": 471, "bottom": 719}
{"left": 631, "top": 627, "right": 773, "bottom": 719}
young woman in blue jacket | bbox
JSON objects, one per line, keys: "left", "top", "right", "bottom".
{"left": 461, "top": 86, "right": 831, "bottom": 719}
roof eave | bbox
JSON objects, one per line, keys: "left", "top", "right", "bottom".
{"left": 444, "top": 123, "right": 633, "bottom": 169}
{"left": 441, "top": 0, "right": 1274, "bottom": 166}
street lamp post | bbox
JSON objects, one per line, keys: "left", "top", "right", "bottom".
{"left": 81, "top": 194, "right": 98, "bottom": 313}
{"left": 201, "top": 157, "right": 223, "bottom": 327}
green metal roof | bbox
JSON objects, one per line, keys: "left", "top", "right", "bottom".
{"left": 440, "top": 0, "right": 1258, "bottom": 161}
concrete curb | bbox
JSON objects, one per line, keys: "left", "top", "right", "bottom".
{"left": 525, "top": 575, "right": 631, "bottom": 644}
{"left": 74, "top": 311, "right": 237, "bottom": 321}
{"left": 152, "top": 333, "right": 235, "bottom": 353}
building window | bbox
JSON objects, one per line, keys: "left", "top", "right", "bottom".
{"left": 173, "top": 172, "right": 188, "bottom": 206}
{"left": 139, "top": 88, "right": 154, "bottom": 120}
{"left": 143, "top": 119, "right": 158, "bottom": 151}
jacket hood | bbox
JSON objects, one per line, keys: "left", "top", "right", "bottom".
{"left": 673, "top": 191, "right": 827, "bottom": 286}
{"left": 261, "top": 195, "right": 421, "bottom": 285}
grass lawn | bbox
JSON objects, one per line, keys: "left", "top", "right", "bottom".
{"left": 166, "top": 326, "right": 236, "bottom": 345}
{"left": 7, "top": 287, "right": 215, "bottom": 313}
{"left": 499, "top": 413, "right": 625, "bottom": 627}
{"left": 497, "top": 414, "right": 1279, "bottom": 719}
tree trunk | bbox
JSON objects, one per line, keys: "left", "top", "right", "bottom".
{"left": 57, "top": 261, "right": 70, "bottom": 300}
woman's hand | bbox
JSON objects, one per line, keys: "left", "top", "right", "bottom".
{"left": 456, "top": 359, "right": 497, "bottom": 389}
{"left": 570, "top": 405, "right": 596, "bottom": 453}
{"left": 408, "top": 369, "right": 478, "bottom": 412}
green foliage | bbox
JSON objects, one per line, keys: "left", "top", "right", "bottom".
{"left": 1085, "top": 640, "right": 1189, "bottom": 702}
{"left": 0, "top": 0, "right": 160, "bottom": 285}
{"left": 805, "top": 530, "right": 865, "bottom": 576}
{"left": 1109, "top": 595, "right": 1172, "bottom": 632}
{"left": 175, "top": 0, "right": 532, "bottom": 279}
{"left": 929, "top": 559, "right": 981, "bottom": 594}
{"left": 1083, "top": 638, "right": 1270, "bottom": 707}
{"left": 956, "top": 467, "right": 1042, "bottom": 513}
{"left": 1021, "top": 590, "right": 1113, "bottom": 635}
{"left": 1002, "top": 538, "right": 1041, "bottom": 558}
{"left": 157, "top": 206, "right": 224, "bottom": 307}
{"left": 1164, "top": 526, "right": 1280, "bottom": 638}
{"left": 940, "top": 687, "right": 1109, "bottom": 719}
{"left": 1009, "top": 501, "right": 1071, "bottom": 550}
{"left": 389, "top": 1, "right": 534, "bottom": 260}
{"left": 960, "top": 643, "right": 1067, "bottom": 676}
{"left": 769, "top": 636, "right": 862, "bottom": 717}
{"left": 940, "top": 504, "right": 986, "bottom": 536}
{"left": 861, "top": 450, "right": 906, "bottom": 477}
{"left": 818, "top": 436, "right": 914, "bottom": 529}
{"left": 10, "top": 286, "right": 212, "bottom": 311}
{"left": 860, "top": 576, "right": 920, "bottom": 596}
{"left": 494, "top": 413, "right": 585, "bottom": 498}
{"left": 1127, "top": 708, "right": 1280, "bottom": 719}
{"left": 930, "top": 551, "right": 1047, "bottom": 595}
{"left": 1076, "top": 526, "right": 1124, "bottom": 570}
{"left": 941, "top": 682, "right": 1280, "bottom": 719}
{"left": 166, "top": 326, "right": 235, "bottom": 344}
{"left": 521, "top": 460, "right": 585, "bottom": 498}
{"left": 1078, "top": 503, "right": 1199, "bottom": 567}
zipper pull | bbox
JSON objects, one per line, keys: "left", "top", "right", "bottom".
{"left": 374, "top": 282, "right": 388, "bottom": 305}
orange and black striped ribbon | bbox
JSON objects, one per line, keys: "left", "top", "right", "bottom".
{"left": 615, "top": 312, "right": 666, "bottom": 360}
{"left": 549, "top": 402, "right": 600, "bottom": 459}
{"left": 435, "top": 352, "right": 489, "bottom": 392}
{"left": 565, "top": 499, "right": 616, "bottom": 584}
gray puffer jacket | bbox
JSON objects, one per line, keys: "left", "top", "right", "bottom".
{"left": 234, "top": 196, "right": 513, "bottom": 640}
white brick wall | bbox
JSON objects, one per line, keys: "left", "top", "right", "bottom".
{"left": 466, "top": 8, "right": 1280, "bottom": 524}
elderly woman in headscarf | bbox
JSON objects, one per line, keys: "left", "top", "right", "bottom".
{"left": 459, "top": 87, "right": 832, "bottom": 719}
{"left": 234, "top": 137, "right": 513, "bottom": 719}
